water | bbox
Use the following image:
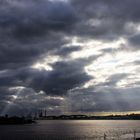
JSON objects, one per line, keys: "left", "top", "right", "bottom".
{"left": 0, "top": 120, "right": 140, "bottom": 140}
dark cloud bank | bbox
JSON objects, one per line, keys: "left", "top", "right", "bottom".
{"left": 0, "top": 0, "right": 140, "bottom": 115}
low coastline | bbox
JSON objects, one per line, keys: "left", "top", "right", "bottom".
{"left": 0, "top": 114, "right": 139, "bottom": 125}
{"left": 36, "top": 114, "right": 140, "bottom": 120}
{"left": 0, "top": 116, "right": 35, "bottom": 125}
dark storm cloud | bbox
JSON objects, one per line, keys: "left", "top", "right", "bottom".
{"left": 43, "top": 60, "right": 91, "bottom": 95}
{"left": 0, "top": 87, "right": 64, "bottom": 116}
{"left": 0, "top": 0, "right": 77, "bottom": 39}
{"left": 128, "top": 34, "right": 140, "bottom": 48}
{"left": 105, "top": 73, "right": 128, "bottom": 86}
{"left": 68, "top": 87, "right": 140, "bottom": 112}
{"left": 53, "top": 45, "right": 80, "bottom": 57}
{"left": 0, "top": 87, "right": 13, "bottom": 100}
{"left": 70, "top": 0, "right": 140, "bottom": 40}
{"left": 71, "top": 0, "right": 140, "bottom": 21}
{"left": 71, "top": 0, "right": 140, "bottom": 22}
{"left": 0, "top": 0, "right": 78, "bottom": 70}
{"left": 0, "top": 37, "right": 65, "bottom": 70}
{"left": 0, "top": 59, "right": 92, "bottom": 96}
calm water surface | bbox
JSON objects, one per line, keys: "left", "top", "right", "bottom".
{"left": 0, "top": 120, "right": 140, "bottom": 140}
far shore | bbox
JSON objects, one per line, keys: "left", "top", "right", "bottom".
{"left": 35, "top": 114, "right": 140, "bottom": 120}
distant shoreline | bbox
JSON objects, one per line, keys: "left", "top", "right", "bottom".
{"left": 0, "top": 114, "right": 139, "bottom": 125}
{"left": 37, "top": 119, "right": 140, "bottom": 120}
{"left": 0, "top": 116, "right": 35, "bottom": 125}
{"left": 36, "top": 114, "right": 140, "bottom": 120}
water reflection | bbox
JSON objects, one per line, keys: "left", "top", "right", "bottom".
{"left": 0, "top": 120, "right": 140, "bottom": 140}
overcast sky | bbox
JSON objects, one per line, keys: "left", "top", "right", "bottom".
{"left": 0, "top": 0, "right": 140, "bottom": 116}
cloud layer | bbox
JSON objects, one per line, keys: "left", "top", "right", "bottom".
{"left": 0, "top": 0, "right": 140, "bottom": 115}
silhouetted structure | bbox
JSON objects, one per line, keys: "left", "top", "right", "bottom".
{"left": 0, "top": 115, "right": 35, "bottom": 125}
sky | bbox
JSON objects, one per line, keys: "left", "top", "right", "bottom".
{"left": 0, "top": 0, "right": 140, "bottom": 116}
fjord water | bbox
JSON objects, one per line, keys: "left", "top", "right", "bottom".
{"left": 0, "top": 120, "right": 140, "bottom": 140}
